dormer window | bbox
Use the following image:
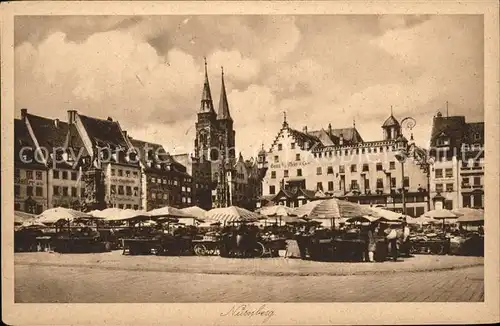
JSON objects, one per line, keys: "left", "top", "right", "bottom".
{"left": 436, "top": 137, "right": 450, "bottom": 147}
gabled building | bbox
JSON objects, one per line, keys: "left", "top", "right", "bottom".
{"left": 14, "top": 118, "right": 48, "bottom": 213}
{"left": 260, "top": 113, "right": 430, "bottom": 217}
{"left": 429, "top": 111, "right": 484, "bottom": 209}
{"left": 71, "top": 112, "right": 143, "bottom": 210}
{"left": 21, "top": 109, "right": 86, "bottom": 210}
{"left": 129, "top": 138, "right": 193, "bottom": 210}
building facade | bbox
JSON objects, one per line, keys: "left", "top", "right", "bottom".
{"left": 14, "top": 118, "right": 48, "bottom": 213}
{"left": 172, "top": 154, "right": 212, "bottom": 210}
{"left": 260, "top": 115, "right": 430, "bottom": 216}
{"left": 130, "top": 139, "right": 193, "bottom": 210}
{"left": 429, "top": 112, "right": 484, "bottom": 210}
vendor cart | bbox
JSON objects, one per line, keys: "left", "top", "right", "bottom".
{"left": 259, "top": 237, "right": 287, "bottom": 257}
{"left": 54, "top": 234, "right": 111, "bottom": 253}
{"left": 410, "top": 234, "right": 450, "bottom": 255}
{"left": 122, "top": 237, "right": 161, "bottom": 255}
{"left": 192, "top": 232, "right": 221, "bottom": 256}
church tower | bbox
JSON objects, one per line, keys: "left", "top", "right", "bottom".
{"left": 216, "top": 66, "right": 236, "bottom": 165}
{"left": 194, "top": 58, "right": 218, "bottom": 161}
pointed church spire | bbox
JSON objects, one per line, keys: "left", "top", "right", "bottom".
{"left": 200, "top": 57, "right": 215, "bottom": 113}
{"left": 217, "top": 66, "right": 232, "bottom": 120}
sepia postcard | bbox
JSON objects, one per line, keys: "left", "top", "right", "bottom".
{"left": 1, "top": 1, "right": 499, "bottom": 325}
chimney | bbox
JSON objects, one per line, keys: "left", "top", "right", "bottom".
{"left": 54, "top": 118, "right": 60, "bottom": 128}
{"left": 123, "top": 130, "right": 128, "bottom": 139}
{"left": 21, "top": 108, "right": 28, "bottom": 120}
{"left": 339, "top": 133, "right": 344, "bottom": 146}
{"left": 328, "top": 123, "right": 332, "bottom": 135}
{"left": 67, "top": 110, "right": 77, "bottom": 125}
{"left": 303, "top": 126, "right": 308, "bottom": 134}
{"left": 107, "top": 117, "right": 113, "bottom": 121}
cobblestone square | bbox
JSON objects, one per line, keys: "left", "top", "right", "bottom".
{"left": 15, "top": 252, "right": 484, "bottom": 303}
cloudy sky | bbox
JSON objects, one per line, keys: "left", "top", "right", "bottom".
{"left": 15, "top": 15, "right": 483, "bottom": 158}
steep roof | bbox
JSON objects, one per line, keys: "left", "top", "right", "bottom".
{"left": 14, "top": 119, "right": 45, "bottom": 168}
{"left": 78, "top": 115, "right": 128, "bottom": 149}
{"left": 308, "top": 129, "right": 337, "bottom": 146}
{"left": 464, "top": 122, "right": 484, "bottom": 145}
{"left": 130, "top": 138, "right": 186, "bottom": 173}
{"left": 64, "top": 124, "right": 89, "bottom": 157}
{"left": 200, "top": 58, "right": 215, "bottom": 114}
{"left": 25, "top": 113, "right": 69, "bottom": 152}
{"left": 382, "top": 115, "right": 400, "bottom": 128}
{"left": 329, "top": 127, "right": 364, "bottom": 144}
{"left": 429, "top": 115, "right": 467, "bottom": 148}
{"left": 217, "top": 68, "right": 231, "bottom": 120}
{"left": 14, "top": 119, "right": 36, "bottom": 149}
{"left": 288, "top": 128, "right": 322, "bottom": 148}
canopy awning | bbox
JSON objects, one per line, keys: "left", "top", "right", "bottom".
{"left": 206, "top": 206, "right": 263, "bottom": 223}
{"left": 37, "top": 207, "right": 95, "bottom": 224}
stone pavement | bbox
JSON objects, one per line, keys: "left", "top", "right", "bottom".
{"left": 15, "top": 264, "right": 484, "bottom": 303}
{"left": 14, "top": 251, "right": 484, "bottom": 276}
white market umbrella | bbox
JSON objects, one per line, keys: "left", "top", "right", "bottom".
{"left": 206, "top": 206, "right": 263, "bottom": 224}
{"left": 148, "top": 206, "right": 193, "bottom": 218}
{"left": 37, "top": 207, "right": 93, "bottom": 224}
{"left": 180, "top": 206, "right": 207, "bottom": 219}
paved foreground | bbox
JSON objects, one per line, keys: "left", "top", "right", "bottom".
{"left": 14, "top": 251, "right": 484, "bottom": 276}
{"left": 15, "top": 256, "right": 484, "bottom": 303}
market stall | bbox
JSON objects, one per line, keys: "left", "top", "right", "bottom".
{"left": 37, "top": 207, "right": 109, "bottom": 253}
{"left": 292, "top": 198, "right": 380, "bottom": 261}
{"left": 206, "top": 206, "right": 266, "bottom": 258}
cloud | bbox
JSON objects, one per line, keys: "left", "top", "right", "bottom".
{"left": 16, "top": 30, "right": 203, "bottom": 127}
{"left": 14, "top": 15, "right": 483, "bottom": 161}
{"left": 208, "top": 49, "right": 260, "bottom": 82}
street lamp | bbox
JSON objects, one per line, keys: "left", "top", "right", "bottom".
{"left": 394, "top": 149, "right": 408, "bottom": 219}
{"left": 398, "top": 117, "right": 434, "bottom": 213}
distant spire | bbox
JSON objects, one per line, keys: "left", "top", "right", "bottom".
{"left": 200, "top": 57, "right": 215, "bottom": 114}
{"left": 217, "top": 66, "right": 231, "bottom": 120}
{"left": 390, "top": 105, "right": 393, "bottom": 116}
{"left": 282, "top": 111, "right": 288, "bottom": 127}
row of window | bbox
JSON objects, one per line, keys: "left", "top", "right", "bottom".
{"left": 275, "top": 143, "right": 398, "bottom": 156}
{"left": 111, "top": 185, "right": 139, "bottom": 196}
{"left": 277, "top": 143, "right": 296, "bottom": 151}
{"left": 435, "top": 183, "right": 454, "bottom": 193}
{"left": 15, "top": 169, "right": 44, "bottom": 180}
{"left": 150, "top": 192, "right": 192, "bottom": 204}
{"left": 434, "top": 168, "right": 454, "bottom": 178}
{"left": 150, "top": 177, "right": 192, "bottom": 186}
{"left": 313, "top": 146, "right": 397, "bottom": 158}
{"left": 111, "top": 169, "right": 139, "bottom": 178}
{"left": 270, "top": 162, "right": 398, "bottom": 179}
{"left": 462, "top": 194, "right": 483, "bottom": 208}
{"left": 53, "top": 170, "right": 79, "bottom": 180}
{"left": 53, "top": 186, "right": 85, "bottom": 197}
{"left": 14, "top": 185, "right": 44, "bottom": 197}
{"left": 461, "top": 177, "right": 482, "bottom": 186}
{"left": 461, "top": 160, "right": 483, "bottom": 168}
{"left": 268, "top": 177, "right": 410, "bottom": 195}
